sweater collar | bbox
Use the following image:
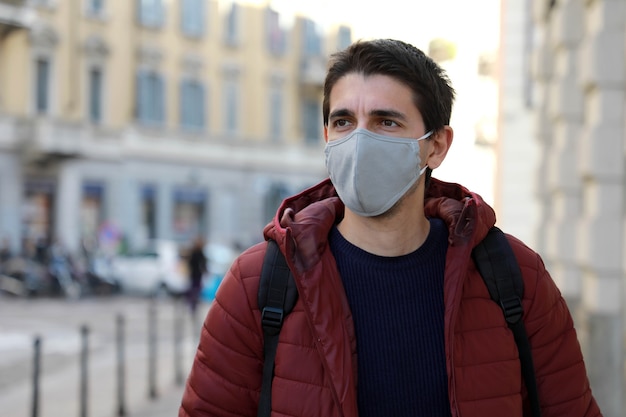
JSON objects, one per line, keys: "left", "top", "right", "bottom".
{"left": 263, "top": 177, "right": 496, "bottom": 273}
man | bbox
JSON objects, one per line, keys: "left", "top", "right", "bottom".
{"left": 179, "top": 39, "right": 602, "bottom": 417}
{"left": 186, "top": 236, "right": 208, "bottom": 320}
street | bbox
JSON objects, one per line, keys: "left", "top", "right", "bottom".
{"left": 0, "top": 294, "right": 209, "bottom": 417}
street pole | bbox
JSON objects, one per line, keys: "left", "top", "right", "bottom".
{"left": 116, "top": 314, "right": 126, "bottom": 416}
{"left": 174, "top": 299, "right": 184, "bottom": 386}
{"left": 31, "top": 336, "right": 41, "bottom": 417}
{"left": 79, "top": 325, "right": 89, "bottom": 417}
{"left": 148, "top": 298, "right": 158, "bottom": 399}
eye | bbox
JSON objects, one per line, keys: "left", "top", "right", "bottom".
{"left": 381, "top": 119, "right": 399, "bottom": 127}
{"left": 332, "top": 119, "right": 351, "bottom": 128}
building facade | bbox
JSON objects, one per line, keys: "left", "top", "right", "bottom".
{"left": 0, "top": 0, "right": 352, "bottom": 256}
{"left": 513, "top": 0, "right": 625, "bottom": 415}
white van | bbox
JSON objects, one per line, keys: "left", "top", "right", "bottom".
{"left": 110, "top": 240, "right": 188, "bottom": 297}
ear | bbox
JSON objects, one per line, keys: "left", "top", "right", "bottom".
{"left": 323, "top": 125, "right": 329, "bottom": 143}
{"left": 425, "top": 125, "right": 453, "bottom": 169}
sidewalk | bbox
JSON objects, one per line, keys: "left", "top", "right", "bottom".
{"left": 0, "top": 295, "right": 208, "bottom": 417}
{"left": 132, "top": 383, "right": 185, "bottom": 417}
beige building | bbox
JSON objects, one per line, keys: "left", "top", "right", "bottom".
{"left": 0, "top": 0, "right": 352, "bottom": 255}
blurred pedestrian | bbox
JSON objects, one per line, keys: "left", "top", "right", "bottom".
{"left": 186, "top": 237, "right": 208, "bottom": 318}
{"left": 0, "top": 237, "right": 11, "bottom": 274}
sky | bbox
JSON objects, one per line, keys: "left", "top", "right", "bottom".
{"left": 236, "top": 0, "right": 501, "bottom": 52}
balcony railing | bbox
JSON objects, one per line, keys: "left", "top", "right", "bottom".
{"left": 0, "top": 0, "right": 34, "bottom": 33}
{"left": 299, "top": 56, "right": 327, "bottom": 87}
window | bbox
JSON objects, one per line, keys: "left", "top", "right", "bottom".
{"left": 223, "top": 80, "right": 239, "bottom": 134}
{"left": 181, "top": 0, "right": 204, "bottom": 37}
{"left": 224, "top": 3, "right": 239, "bottom": 46}
{"left": 86, "top": 0, "right": 104, "bottom": 15}
{"left": 302, "top": 19, "right": 321, "bottom": 56}
{"left": 136, "top": 70, "right": 165, "bottom": 125}
{"left": 266, "top": 8, "right": 286, "bottom": 56}
{"left": 81, "top": 182, "right": 105, "bottom": 245}
{"left": 337, "top": 26, "right": 352, "bottom": 51}
{"left": 35, "top": 58, "right": 50, "bottom": 114}
{"left": 269, "top": 89, "right": 282, "bottom": 140}
{"left": 23, "top": 179, "right": 55, "bottom": 251}
{"left": 172, "top": 188, "right": 206, "bottom": 242}
{"left": 137, "top": 0, "right": 164, "bottom": 28}
{"left": 302, "top": 99, "right": 320, "bottom": 144}
{"left": 88, "top": 68, "right": 103, "bottom": 123}
{"left": 180, "top": 79, "right": 205, "bottom": 130}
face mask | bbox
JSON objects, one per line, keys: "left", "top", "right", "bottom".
{"left": 324, "top": 128, "right": 433, "bottom": 217}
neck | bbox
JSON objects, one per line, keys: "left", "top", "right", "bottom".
{"left": 337, "top": 188, "right": 430, "bottom": 256}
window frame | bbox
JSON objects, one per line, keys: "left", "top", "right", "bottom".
{"left": 137, "top": 0, "right": 164, "bottom": 29}
{"left": 269, "top": 88, "right": 283, "bottom": 140}
{"left": 223, "top": 2, "right": 240, "bottom": 47}
{"left": 85, "top": 0, "right": 105, "bottom": 16}
{"left": 34, "top": 57, "right": 51, "bottom": 115}
{"left": 136, "top": 69, "right": 166, "bottom": 126}
{"left": 302, "top": 98, "right": 321, "bottom": 145}
{"left": 179, "top": 78, "right": 206, "bottom": 131}
{"left": 180, "top": 0, "right": 205, "bottom": 38}
{"left": 88, "top": 66, "right": 104, "bottom": 124}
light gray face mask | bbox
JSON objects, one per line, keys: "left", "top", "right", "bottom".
{"left": 324, "top": 128, "right": 433, "bottom": 217}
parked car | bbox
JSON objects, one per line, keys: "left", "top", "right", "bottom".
{"left": 110, "top": 240, "right": 188, "bottom": 297}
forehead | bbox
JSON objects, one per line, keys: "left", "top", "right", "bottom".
{"left": 329, "top": 73, "right": 418, "bottom": 116}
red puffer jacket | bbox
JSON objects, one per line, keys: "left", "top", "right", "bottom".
{"left": 179, "top": 178, "right": 602, "bottom": 417}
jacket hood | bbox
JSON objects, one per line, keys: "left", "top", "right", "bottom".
{"left": 263, "top": 177, "right": 496, "bottom": 273}
{"left": 423, "top": 178, "right": 496, "bottom": 247}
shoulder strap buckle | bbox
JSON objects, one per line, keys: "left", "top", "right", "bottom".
{"left": 500, "top": 296, "right": 523, "bottom": 325}
{"left": 261, "top": 306, "right": 284, "bottom": 334}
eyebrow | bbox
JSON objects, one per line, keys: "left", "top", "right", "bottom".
{"left": 328, "top": 108, "right": 407, "bottom": 121}
{"left": 370, "top": 109, "right": 407, "bottom": 121}
{"left": 328, "top": 108, "right": 353, "bottom": 120}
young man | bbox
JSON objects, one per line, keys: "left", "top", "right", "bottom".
{"left": 179, "top": 39, "right": 602, "bottom": 417}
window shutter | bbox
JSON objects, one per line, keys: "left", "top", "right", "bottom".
{"left": 181, "top": 0, "right": 191, "bottom": 34}
{"left": 179, "top": 80, "right": 186, "bottom": 126}
{"left": 136, "top": 71, "right": 149, "bottom": 123}
{"left": 197, "top": 0, "right": 205, "bottom": 35}
{"left": 181, "top": 80, "right": 191, "bottom": 127}
{"left": 136, "top": 0, "right": 142, "bottom": 24}
{"left": 195, "top": 83, "right": 205, "bottom": 128}
{"left": 155, "top": 0, "right": 164, "bottom": 27}
{"left": 156, "top": 75, "right": 165, "bottom": 123}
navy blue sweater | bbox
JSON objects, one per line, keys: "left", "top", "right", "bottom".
{"left": 329, "top": 218, "right": 451, "bottom": 417}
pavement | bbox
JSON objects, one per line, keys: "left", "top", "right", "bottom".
{"left": 132, "top": 383, "right": 186, "bottom": 417}
{"left": 0, "top": 294, "right": 210, "bottom": 417}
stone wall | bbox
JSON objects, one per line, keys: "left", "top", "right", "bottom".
{"left": 530, "top": 0, "right": 624, "bottom": 415}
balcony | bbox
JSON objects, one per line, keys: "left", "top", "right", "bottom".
{"left": 0, "top": 0, "right": 34, "bottom": 35}
{"left": 15, "top": 118, "right": 124, "bottom": 166}
{"left": 299, "top": 55, "right": 327, "bottom": 88}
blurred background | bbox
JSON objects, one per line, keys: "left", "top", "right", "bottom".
{"left": 0, "top": 0, "right": 623, "bottom": 416}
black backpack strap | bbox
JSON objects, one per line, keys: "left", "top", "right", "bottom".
{"left": 257, "top": 239, "right": 298, "bottom": 417}
{"left": 472, "top": 226, "right": 541, "bottom": 417}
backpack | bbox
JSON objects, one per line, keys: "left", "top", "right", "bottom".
{"left": 257, "top": 226, "right": 541, "bottom": 417}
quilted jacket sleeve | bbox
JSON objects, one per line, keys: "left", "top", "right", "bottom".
{"left": 179, "top": 244, "right": 265, "bottom": 417}
{"left": 512, "top": 237, "right": 602, "bottom": 417}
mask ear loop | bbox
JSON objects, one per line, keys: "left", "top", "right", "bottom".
{"left": 417, "top": 130, "right": 434, "bottom": 141}
{"left": 417, "top": 130, "right": 433, "bottom": 176}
